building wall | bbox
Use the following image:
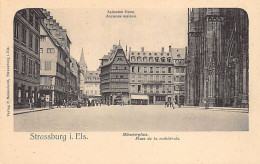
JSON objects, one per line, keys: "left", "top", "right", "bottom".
{"left": 128, "top": 47, "right": 186, "bottom": 105}
{"left": 186, "top": 8, "right": 249, "bottom": 108}
{"left": 40, "top": 25, "right": 58, "bottom": 76}
{"left": 39, "top": 9, "right": 72, "bottom": 105}
{"left": 14, "top": 9, "right": 43, "bottom": 108}
{"left": 85, "top": 70, "right": 101, "bottom": 98}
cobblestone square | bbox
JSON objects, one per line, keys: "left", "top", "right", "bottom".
{"left": 14, "top": 105, "right": 248, "bottom": 131}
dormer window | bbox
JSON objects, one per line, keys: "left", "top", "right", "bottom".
{"left": 177, "top": 54, "right": 181, "bottom": 57}
{"left": 131, "top": 56, "right": 135, "bottom": 61}
{"left": 155, "top": 57, "right": 159, "bottom": 62}
{"left": 161, "top": 57, "right": 165, "bottom": 62}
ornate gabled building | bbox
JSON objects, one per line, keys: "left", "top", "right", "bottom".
{"left": 99, "top": 44, "right": 130, "bottom": 105}
{"left": 186, "top": 8, "right": 249, "bottom": 108}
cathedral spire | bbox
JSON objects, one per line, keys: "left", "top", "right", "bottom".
{"left": 79, "top": 47, "right": 86, "bottom": 66}
{"left": 79, "top": 47, "right": 87, "bottom": 73}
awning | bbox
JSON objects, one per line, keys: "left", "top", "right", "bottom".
{"left": 131, "top": 95, "right": 148, "bottom": 100}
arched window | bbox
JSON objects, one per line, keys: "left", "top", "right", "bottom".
{"left": 167, "top": 57, "right": 171, "bottom": 62}
{"left": 149, "top": 57, "right": 153, "bottom": 62}
{"left": 155, "top": 57, "right": 159, "bottom": 62}
{"left": 131, "top": 56, "right": 135, "bottom": 61}
{"left": 143, "top": 57, "right": 147, "bottom": 62}
{"left": 137, "top": 56, "right": 141, "bottom": 62}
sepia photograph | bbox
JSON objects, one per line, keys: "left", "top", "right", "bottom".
{"left": 2, "top": 0, "right": 260, "bottom": 163}
{"left": 13, "top": 8, "right": 249, "bottom": 132}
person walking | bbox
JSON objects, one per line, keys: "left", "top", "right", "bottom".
{"left": 31, "top": 97, "right": 34, "bottom": 110}
{"left": 172, "top": 100, "right": 176, "bottom": 109}
{"left": 57, "top": 99, "right": 61, "bottom": 108}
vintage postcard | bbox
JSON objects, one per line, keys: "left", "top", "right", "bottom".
{"left": 0, "top": 0, "right": 260, "bottom": 163}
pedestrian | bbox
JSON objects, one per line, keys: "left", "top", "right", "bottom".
{"left": 173, "top": 100, "right": 176, "bottom": 109}
{"left": 40, "top": 96, "right": 44, "bottom": 108}
{"left": 63, "top": 99, "right": 66, "bottom": 108}
{"left": 44, "top": 97, "right": 46, "bottom": 108}
{"left": 165, "top": 101, "right": 168, "bottom": 107}
{"left": 49, "top": 99, "right": 53, "bottom": 109}
{"left": 57, "top": 99, "right": 61, "bottom": 108}
{"left": 31, "top": 97, "right": 34, "bottom": 110}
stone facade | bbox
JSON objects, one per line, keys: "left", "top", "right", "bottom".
{"left": 128, "top": 46, "right": 186, "bottom": 105}
{"left": 84, "top": 69, "right": 101, "bottom": 102}
{"left": 186, "top": 8, "right": 249, "bottom": 108}
{"left": 14, "top": 9, "right": 45, "bottom": 109}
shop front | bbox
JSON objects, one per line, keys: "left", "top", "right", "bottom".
{"left": 130, "top": 95, "right": 148, "bottom": 105}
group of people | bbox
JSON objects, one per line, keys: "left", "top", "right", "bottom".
{"left": 86, "top": 100, "right": 101, "bottom": 107}
{"left": 165, "top": 100, "right": 180, "bottom": 109}
{"left": 28, "top": 95, "right": 104, "bottom": 110}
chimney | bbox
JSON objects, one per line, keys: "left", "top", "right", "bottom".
{"left": 161, "top": 47, "right": 164, "bottom": 53}
{"left": 128, "top": 47, "right": 131, "bottom": 60}
{"left": 141, "top": 47, "right": 144, "bottom": 52}
{"left": 169, "top": 45, "right": 172, "bottom": 52}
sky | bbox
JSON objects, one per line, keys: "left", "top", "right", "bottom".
{"left": 48, "top": 8, "right": 188, "bottom": 71}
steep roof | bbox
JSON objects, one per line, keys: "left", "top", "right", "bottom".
{"left": 79, "top": 47, "right": 87, "bottom": 68}
{"left": 100, "top": 44, "right": 128, "bottom": 67}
